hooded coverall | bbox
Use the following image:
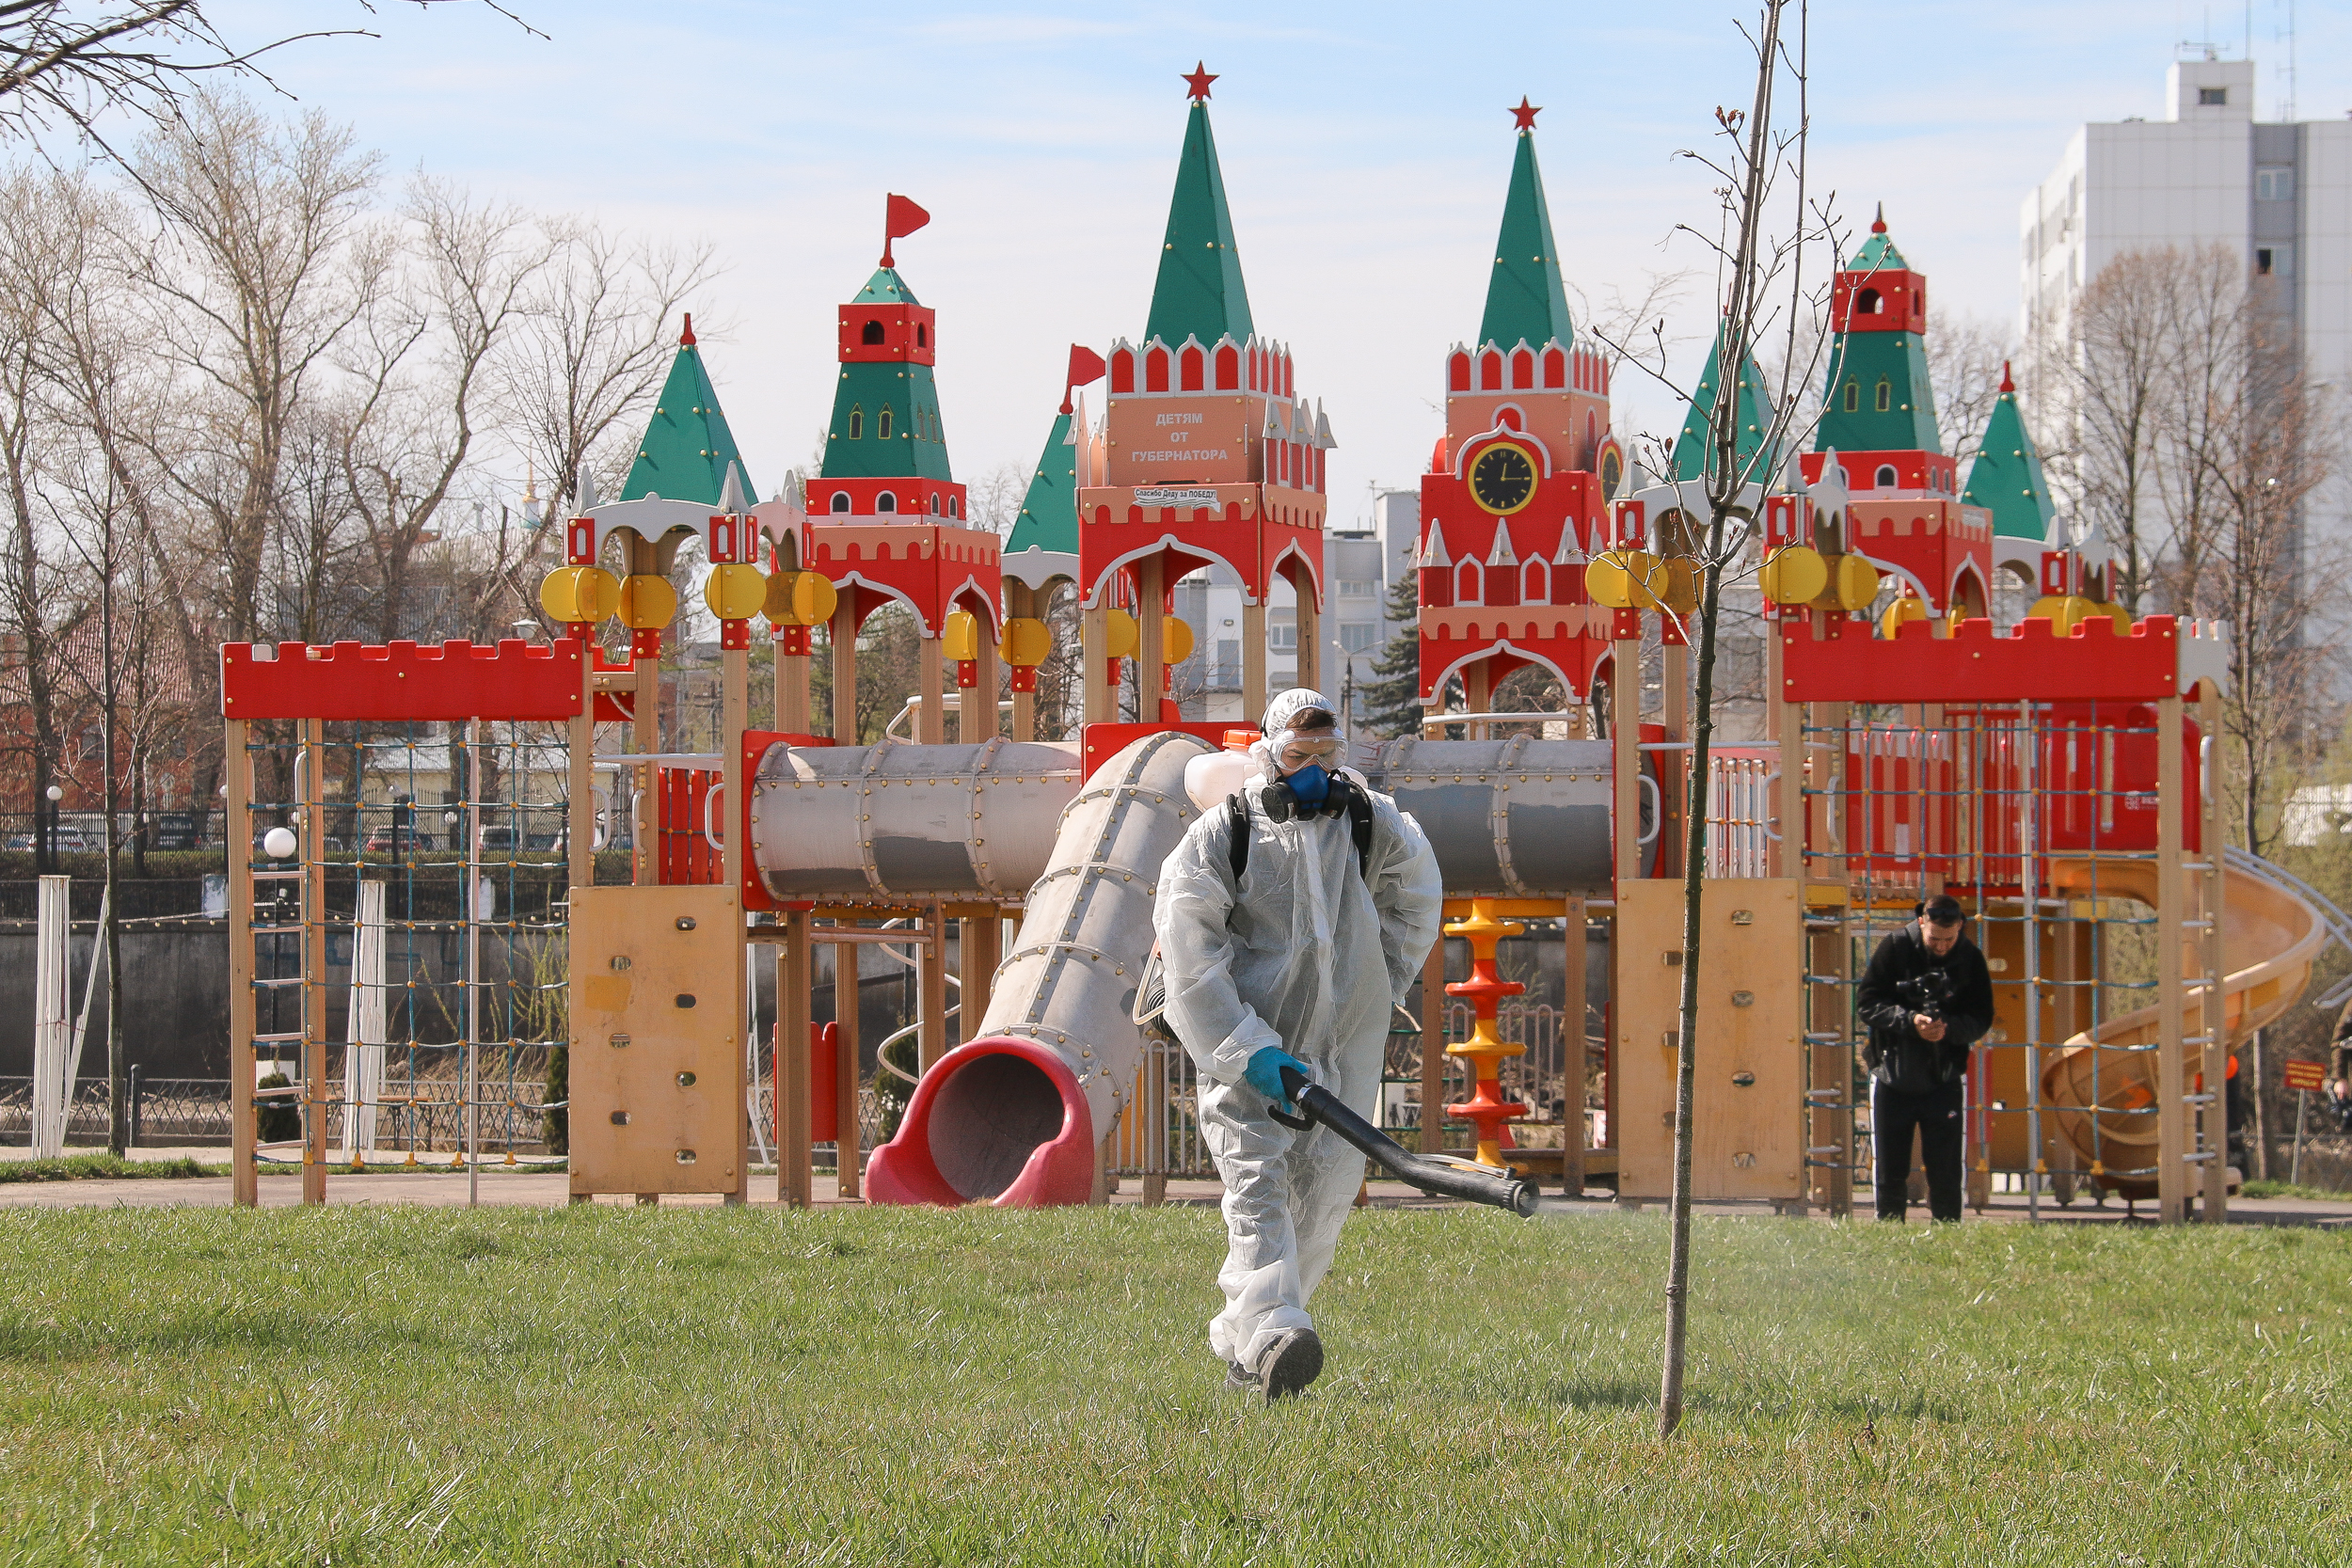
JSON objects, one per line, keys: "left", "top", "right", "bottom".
{"left": 1152, "top": 698, "right": 1442, "bottom": 1369}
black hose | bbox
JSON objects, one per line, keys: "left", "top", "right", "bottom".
{"left": 1274, "top": 1066, "right": 1537, "bottom": 1219}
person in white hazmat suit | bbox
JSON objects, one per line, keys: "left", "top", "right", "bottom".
{"left": 1152, "top": 689, "right": 1443, "bottom": 1400}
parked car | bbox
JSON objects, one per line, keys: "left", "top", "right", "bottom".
{"left": 363, "top": 824, "right": 433, "bottom": 853}
{"left": 477, "top": 825, "right": 518, "bottom": 853}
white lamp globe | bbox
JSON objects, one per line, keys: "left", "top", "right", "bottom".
{"left": 262, "top": 827, "right": 297, "bottom": 859}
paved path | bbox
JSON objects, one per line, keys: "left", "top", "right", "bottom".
{"left": 7, "top": 1148, "right": 2349, "bottom": 1224}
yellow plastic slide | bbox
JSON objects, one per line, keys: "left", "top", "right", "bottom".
{"left": 2039, "top": 856, "right": 2328, "bottom": 1196}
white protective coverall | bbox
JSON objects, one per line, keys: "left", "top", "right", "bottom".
{"left": 1152, "top": 691, "right": 1444, "bottom": 1368}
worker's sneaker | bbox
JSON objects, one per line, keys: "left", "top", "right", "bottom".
{"left": 1251, "top": 1327, "right": 1324, "bottom": 1402}
{"left": 1224, "top": 1358, "right": 1261, "bottom": 1392}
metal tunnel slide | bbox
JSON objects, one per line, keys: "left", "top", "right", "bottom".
{"left": 751, "top": 733, "right": 1631, "bottom": 1208}
{"left": 2040, "top": 852, "right": 2333, "bottom": 1195}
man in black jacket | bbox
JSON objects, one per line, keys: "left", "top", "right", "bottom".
{"left": 1855, "top": 895, "right": 1994, "bottom": 1222}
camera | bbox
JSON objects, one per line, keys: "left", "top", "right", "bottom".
{"left": 1894, "top": 968, "right": 1956, "bottom": 1027}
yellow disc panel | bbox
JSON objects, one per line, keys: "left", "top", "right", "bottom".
{"left": 942, "top": 610, "right": 980, "bottom": 661}
{"left": 1832, "top": 553, "right": 1881, "bottom": 611}
{"left": 538, "top": 565, "right": 619, "bottom": 625}
{"left": 1659, "top": 558, "right": 1701, "bottom": 615}
{"left": 618, "top": 573, "right": 679, "bottom": 631}
{"left": 1880, "top": 595, "right": 1932, "bottom": 639}
{"left": 999, "top": 617, "right": 1051, "bottom": 667}
{"left": 1757, "top": 545, "right": 1827, "bottom": 607}
{"left": 1162, "top": 614, "right": 1196, "bottom": 664}
{"left": 702, "top": 562, "right": 767, "bottom": 622}
{"left": 1104, "top": 608, "right": 1138, "bottom": 659}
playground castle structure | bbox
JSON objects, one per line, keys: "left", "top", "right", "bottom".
{"left": 214, "top": 77, "right": 2337, "bottom": 1224}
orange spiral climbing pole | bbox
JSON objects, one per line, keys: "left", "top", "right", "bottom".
{"left": 1443, "top": 899, "right": 1530, "bottom": 1168}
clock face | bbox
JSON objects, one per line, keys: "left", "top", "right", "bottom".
{"left": 1470, "top": 441, "right": 1538, "bottom": 515}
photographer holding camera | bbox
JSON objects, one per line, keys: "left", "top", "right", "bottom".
{"left": 1855, "top": 895, "right": 1994, "bottom": 1222}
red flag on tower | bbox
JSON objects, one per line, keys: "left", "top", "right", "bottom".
{"left": 882, "top": 194, "right": 930, "bottom": 267}
{"left": 1062, "top": 343, "right": 1106, "bottom": 414}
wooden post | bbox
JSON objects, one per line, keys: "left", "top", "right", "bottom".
{"left": 1294, "top": 568, "right": 1320, "bottom": 695}
{"left": 1420, "top": 937, "right": 1448, "bottom": 1154}
{"left": 1613, "top": 637, "right": 1642, "bottom": 882}
{"left": 2156, "top": 693, "right": 2186, "bottom": 1224}
{"left": 1082, "top": 599, "right": 1113, "bottom": 723}
{"left": 2199, "top": 682, "right": 2229, "bottom": 1221}
{"left": 970, "top": 615, "right": 1001, "bottom": 744}
{"left": 834, "top": 933, "right": 862, "bottom": 1199}
{"left": 1661, "top": 642, "right": 1689, "bottom": 741}
{"left": 959, "top": 911, "right": 999, "bottom": 1045}
{"left": 777, "top": 911, "right": 813, "bottom": 1208}
{"left": 919, "top": 902, "right": 947, "bottom": 1074}
{"left": 630, "top": 538, "right": 660, "bottom": 890}
{"left": 225, "top": 718, "right": 257, "bottom": 1209}
{"left": 1464, "top": 660, "right": 1492, "bottom": 737}
{"left": 831, "top": 598, "right": 859, "bottom": 745}
{"left": 1006, "top": 580, "right": 1036, "bottom": 741}
{"left": 777, "top": 630, "right": 812, "bottom": 736}
{"left": 568, "top": 652, "right": 594, "bottom": 891}
{"left": 1243, "top": 600, "right": 1267, "bottom": 721}
{"left": 917, "top": 637, "right": 945, "bottom": 745}
{"left": 1563, "top": 895, "right": 1587, "bottom": 1196}
{"left": 1136, "top": 554, "right": 1166, "bottom": 724}
{"left": 723, "top": 638, "right": 749, "bottom": 1206}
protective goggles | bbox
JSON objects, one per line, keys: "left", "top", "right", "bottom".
{"left": 1270, "top": 731, "right": 1343, "bottom": 770}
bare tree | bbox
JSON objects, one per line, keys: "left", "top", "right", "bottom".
{"left": 0, "top": 3, "right": 538, "bottom": 147}
{"left": 341, "top": 178, "right": 548, "bottom": 641}
{"left": 2046, "top": 249, "right": 2183, "bottom": 611}
{"left": 495, "top": 217, "right": 718, "bottom": 527}
{"left": 1594, "top": 0, "right": 1842, "bottom": 1440}
{"left": 130, "top": 94, "right": 384, "bottom": 644}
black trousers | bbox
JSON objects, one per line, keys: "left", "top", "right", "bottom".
{"left": 1872, "top": 1078, "right": 1965, "bottom": 1222}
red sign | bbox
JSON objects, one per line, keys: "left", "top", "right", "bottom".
{"left": 2283, "top": 1059, "right": 2328, "bottom": 1092}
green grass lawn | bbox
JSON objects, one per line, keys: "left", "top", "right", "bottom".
{"left": 2, "top": 1205, "right": 2348, "bottom": 1566}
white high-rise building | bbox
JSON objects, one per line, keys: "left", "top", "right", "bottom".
{"left": 2022, "top": 54, "right": 2351, "bottom": 563}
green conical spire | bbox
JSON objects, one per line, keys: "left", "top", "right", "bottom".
{"left": 1006, "top": 407, "right": 1078, "bottom": 563}
{"left": 1479, "top": 120, "right": 1573, "bottom": 351}
{"left": 1963, "top": 365, "right": 2056, "bottom": 542}
{"left": 1670, "top": 317, "right": 1777, "bottom": 483}
{"left": 1144, "top": 86, "right": 1252, "bottom": 348}
{"left": 622, "top": 318, "right": 754, "bottom": 503}
{"left": 819, "top": 267, "right": 954, "bottom": 483}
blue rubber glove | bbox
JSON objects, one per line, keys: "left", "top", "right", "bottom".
{"left": 1245, "top": 1046, "right": 1310, "bottom": 1107}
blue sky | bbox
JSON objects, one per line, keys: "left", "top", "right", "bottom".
{"left": 206, "top": 0, "right": 2347, "bottom": 524}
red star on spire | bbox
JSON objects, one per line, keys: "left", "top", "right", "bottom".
{"left": 1511, "top": 97, "right": 1540, "bottom": 131}
{"left": 1183, "top": 61, "right": 1217, "bottom": 102}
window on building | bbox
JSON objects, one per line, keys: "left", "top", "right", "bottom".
{"left": 1269, "top": 623, "right": 1297, "bottom": 651}
{"left": 831, "top": 491, "right": 850, "bottom": 514}
{"left": 1842, "top": 380, "right": 1859, "bottom": 413}
{"left": 1874, "top": 379, "right": 1892, "bottom": 413}
{"left": 862, "top": 319, "right": 884, "bottom": 345}
{"left": 80, "top": 724, "right": 103, "bottom": 761}
{"left": 1856, "top": 288, "right": 1881, "bottom": 315}
{"left": 1522, "top": 559, "right": 1548, "bottom": 603}
{"left": 1874, "top": 464, "right": 1899, "bottom": 488}
{"left": 1215, "top": 639, "right": 1239, "bottom": 686}
{"left": 916, "top": 323, "right": 929, "bottom": 347}
{"left": 2199, "top": 86, "right": 2228, "bottom": 105}
{"left": 1338, "top": 623, "right": 1377, "bottom": 653}
{"left": 2257, "top": 166, "right": 2295, "bottom": 201}
{"left": 848, "top": 404, "right": 863, "bottom": 439}
{"left": 1455, "top": 559, "right": 1482, "bottom": 605}
{"left": 877, "top": 493, "right": 897, "bottom": 514}
{"left": 878, "top": 406, "right": 893, "bottom": 440}
{"left": 2256, "top": 245, "right": 2295, "bottom": 277}
{"left": 1339, "top": 579, "right": 1375, "bottom": 597}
